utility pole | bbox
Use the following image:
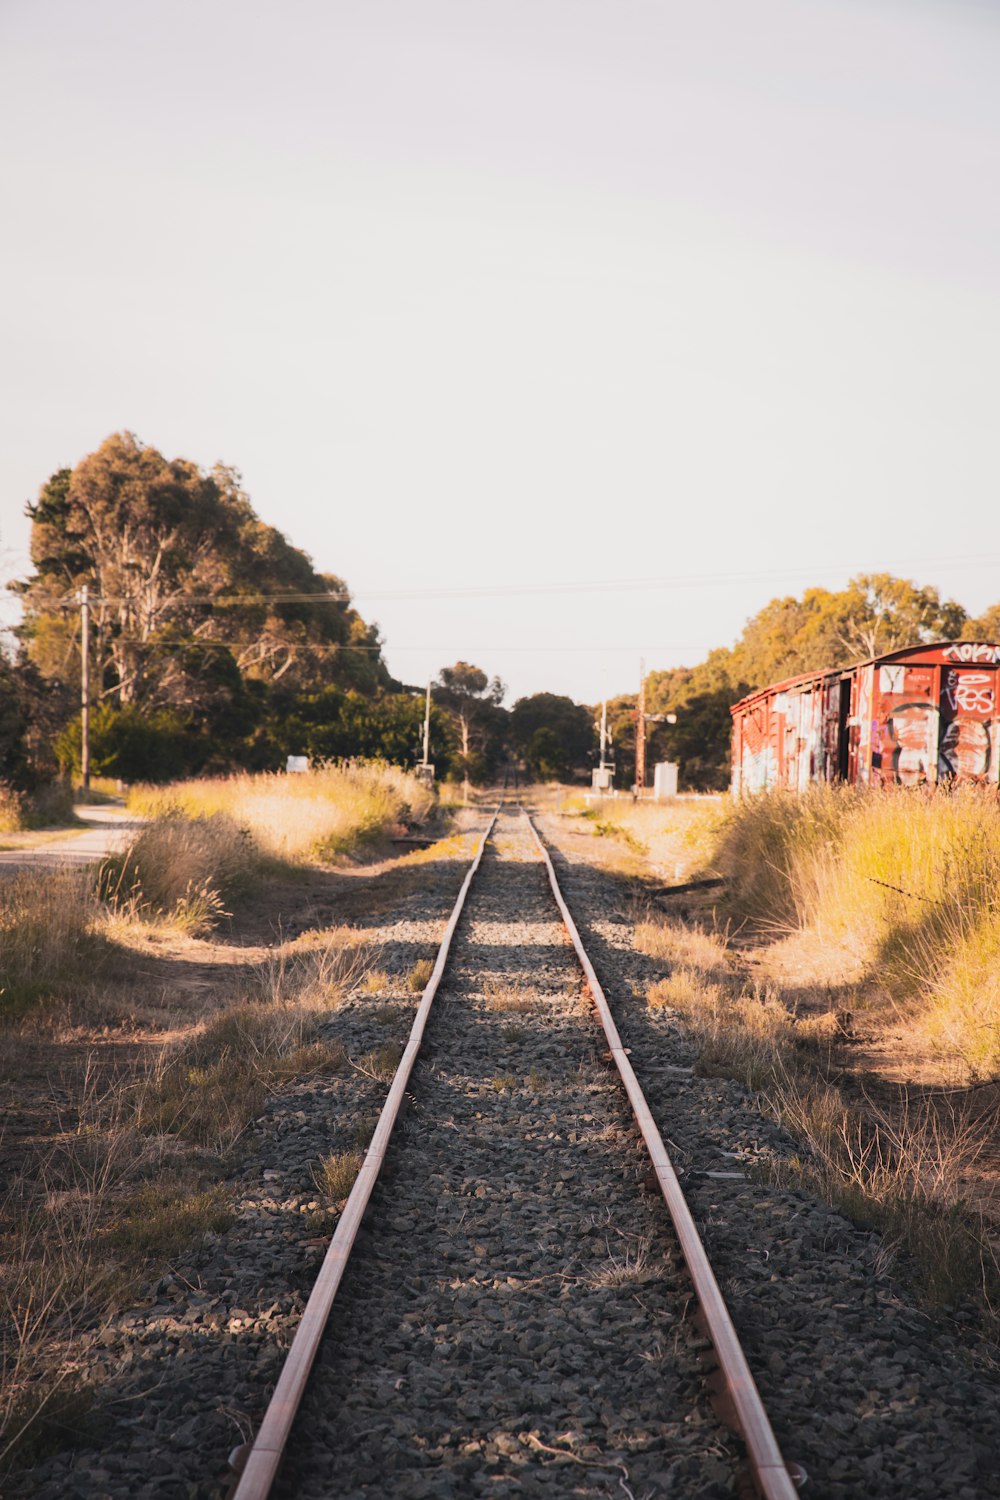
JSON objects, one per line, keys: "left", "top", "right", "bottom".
{"left": 599, "top": 700, "right": 609, "bottom": 772}
{"left": 635, "top": 660, "right": 646, "bottom": 795}
{"left": 79, "top": 584, "right": 90, "bottom": 792}
{"left": 422, "top": 681, "right": 431, "bottom": 772}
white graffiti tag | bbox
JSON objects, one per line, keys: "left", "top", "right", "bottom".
{"left": 954, "top": 673, "right": 994, "bottom": 714}
{"left": 944, "top": 643, "right": 1000, "bottom": 664}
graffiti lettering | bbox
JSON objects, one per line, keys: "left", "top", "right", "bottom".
{"left": 940, "top": 719, "right": 991, "bottom": 781}
{"left": 943, "top": 643, "right": 1000, "bottom": 664}
{"left": 885, "top": 702, "right": 938, "bottom": 786}
{"left": 955, "top": 674, "right": 993, "bottom": 714}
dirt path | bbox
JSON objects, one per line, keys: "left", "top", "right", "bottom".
{"left": 0, "top": 805, "right": 139, "bottom": 869}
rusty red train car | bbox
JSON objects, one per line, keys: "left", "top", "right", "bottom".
{"left": 730, "top": 641, "right": 1000, "bottom": 794}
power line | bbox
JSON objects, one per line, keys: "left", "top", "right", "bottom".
{"left": 7, "top": 550, "right": 1000, "bottom": 612}
{"left": 55, "top": 636, "right": 713, "bottom": 654}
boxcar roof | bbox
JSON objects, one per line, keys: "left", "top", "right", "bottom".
{"left": 729, "top": 640, "right": 1000, "bottom": 718}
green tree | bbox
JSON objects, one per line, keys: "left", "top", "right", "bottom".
{"left": 16, "top": 434, "right": 392, "bottom": 772}
{"left": 961, "top": 603, "right": 1000, "bottom": 641}
{"left": 18, "top": 434, "right": 390, "bottom": 717}
{"left": 730, "top": 575, "right": 967, "bottom": 690}
{"left": 435, "top": 663, "right": 506, "bottom": 786}
{"left": 55, "top": 702, "right": 199, "bottom": 783}
{"left": 271, "top": 687, "right": 457, "bottom": 777}
{"left": 509, "top": 693, "right": 594, "bottom": 778}
{"left": 527, "top": 726, "right": 569, "bottom": 781}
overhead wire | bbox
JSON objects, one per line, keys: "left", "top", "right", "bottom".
{"left": 8, "top": 548, "right": 1000, "bottom": 611}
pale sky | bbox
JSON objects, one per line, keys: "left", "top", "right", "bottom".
{"left": 2, "top": 0, "right": 999, "bottom": 704}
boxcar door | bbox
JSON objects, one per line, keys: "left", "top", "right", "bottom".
{"left": 836, "top": 678, "right": 851, "bottom": 781}
{"left": 939, "top": 665, "right": 997, "bottom": 784}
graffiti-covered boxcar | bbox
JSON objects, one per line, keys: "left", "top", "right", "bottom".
{"left": 730, "top": 641, "right": 1000, "bottom": 794}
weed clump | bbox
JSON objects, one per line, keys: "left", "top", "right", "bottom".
{"left": 319, "top": 1152, "right": 362, "bottom": 1200}
{"left": 99, "top": 813, "right": 258, "bottom": 934}
{"left": 407, "top": 958, "right": 434, "bottom": 993}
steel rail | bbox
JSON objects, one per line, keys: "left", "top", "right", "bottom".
{"left": 524, "top": 812, "right": 800, "bottom": 1500}
{"left": 230, "top": 809, "right": 499, "bottom": 1500}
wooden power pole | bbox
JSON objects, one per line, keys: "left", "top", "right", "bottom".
{"left": 79, "top": 584, "right": 91, "bottom": 792}
{"left": 635, "top": 660, "right": 646, "bottom": 795}
{"left": 422, "top": 681, "right": 431, "bottom": 771}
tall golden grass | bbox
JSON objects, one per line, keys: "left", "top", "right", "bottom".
{"left": 99, "top": 813, "right": 258, "bottom": 934}
{"left": 641, "top": 911, "right": 998, "bottom": 1315}
{"left": 0, "top": 868, "right": 98, "bottom": 1008}
{"left": 127, "top": 760, "right": 435, "bottom": 862}
{"left": 715, "top": 785, "right": 1000, "bottom": 1076}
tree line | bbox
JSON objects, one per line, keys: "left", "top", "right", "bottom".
{"left": 3, "top": 434, "right": 595, "bottom": 790}
{"left": 4, "top": 433, "right": 998, "bottom": 797}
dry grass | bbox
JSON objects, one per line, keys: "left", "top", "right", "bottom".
{"left": 354, "top": 1042, "right": 403, "bottom": 1082}
{"left": 1, "top": 766, "right": 425, "bottom": 1471}
{"left": 246, "top": 937, "right": 373, "bottom": 1008}
{"left": 0, "top": 867, "right": 99, "bottom": 1011}
{"left": 635, "top": 910, "right": 731, "bottom": 977}
{"left": 0, "top": 923, "right": 372, "bottom": 1472}
{"left": 0, "top": 1058, "right": 232, "bottom": 1473}
{"left": 0, "top": 781, "right": 75, "bottom": 833}
{"left": 140, "top": 939, "right": 367, "bottom": 1148}
{"left": 483, "top": 978, "right": 537, "bottom": 1013}
{"left": 318, "top": 1151, "right": 362, "bottom": 1201}
{"left": 407, "top": 958, "right": 434, "bottom": 993}
{"left": 642, "top": 910, "right": 998, "bottom": 1317}
{"left": 358, "top": 968, "right": 393, "bottom": 996}
{"left": 127, "top": 760, "right": 436, "bottom": 863}
{"left": 715, "top": 785, "right": 1000, "bottom": 1077}
{"left": 765, "top": 1078, "right": 1000, "bottom": 1314}
{"left": 100, "top": 813, "right": 259, "bottom": 934}
{"left": 584, "top": 1234, "right": 656, "bottom": 1289}
{"left": 577, "top": 797, "right": 726, "bottom": 881}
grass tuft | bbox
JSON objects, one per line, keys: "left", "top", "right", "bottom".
{"left": 99, "top": 813, "right": 257, "bottom": 933}
{"left": 407, "top": 958, "right": 434, "bottom": 993}
{"left": 318, "top": 1151, "right": 362, "bottom": 1201}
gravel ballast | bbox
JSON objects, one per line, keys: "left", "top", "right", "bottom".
{"left": 274, "top": 815, "right": 742, "bottom": 1498}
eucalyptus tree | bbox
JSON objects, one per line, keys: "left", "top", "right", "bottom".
{"left": 19, "top": 433, "right": 388, "bottom": 723}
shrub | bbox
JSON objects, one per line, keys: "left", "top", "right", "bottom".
{"left": 56, "top": 703, "right": 199, "bottom": 784}
{"left": 100, "top": 813, "right": 259, "bottom": 933}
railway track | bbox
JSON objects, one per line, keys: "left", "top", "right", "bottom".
{"left": 230, "top": 806, "right": 799, "bottom": 1500}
